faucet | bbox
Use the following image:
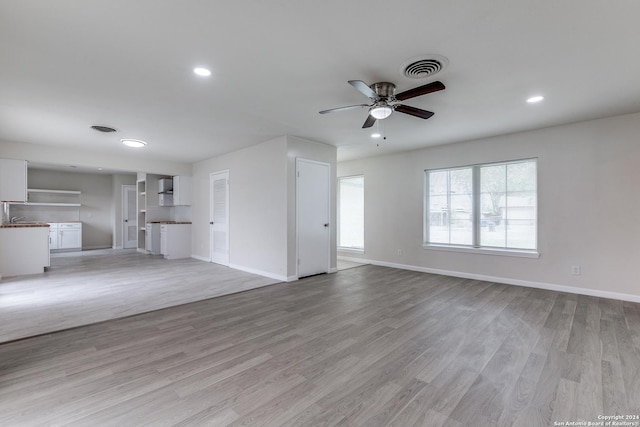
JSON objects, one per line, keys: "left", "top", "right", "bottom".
{"left": 10, "top": 216, "right": 25, "bottom": 224}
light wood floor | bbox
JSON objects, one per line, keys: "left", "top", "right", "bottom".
{"left": 1, "top": 265, "right": 639, "bottom": 426}
{"left": 0, "top": 250, "right": 278, "bottom": 343}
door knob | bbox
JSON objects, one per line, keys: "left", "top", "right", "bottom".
{"left": 324, "top": 223, "right": 329, "bottom": 227}
{"left": 210, "top": 221, "right": 214, "bottom": 225}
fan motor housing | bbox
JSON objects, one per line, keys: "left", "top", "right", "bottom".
{"left": 370, "top": 82, "right": 396, "bottom": 98}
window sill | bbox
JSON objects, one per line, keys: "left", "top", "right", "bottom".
{"left": 422, "top": 244, "right": 540, "bottom": 259}
{"left": 338, "top": 247, "right": 365, "bottom": 254}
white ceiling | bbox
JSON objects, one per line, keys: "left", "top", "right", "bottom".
{"left": 2, "top": 1, "right": 640, "bottom": 164}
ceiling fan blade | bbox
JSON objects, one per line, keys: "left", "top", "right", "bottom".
{"left": 395, "top": 104, "right": 435, "bottom": 119}
{"left": 362, "top": 114, "right": 376, "bottom": 128}
{"left": 395, "top": 81, "right": 445, "bottom": 101}
{"left": 319, "top": 104, "right": 369, "bottom": 114}
{"left": 348, "top": 80, "right": 378, "bottom": 99}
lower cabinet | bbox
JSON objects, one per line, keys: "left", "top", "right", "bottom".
{"left": 160, "top": 223, "right": 191, "bottom": 259}
{"left": 48, "top": 222, "right": 82, "bottom": 251}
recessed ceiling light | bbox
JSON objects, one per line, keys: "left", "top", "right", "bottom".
{"left": 527, "top": 95, "right": 544, "bottom": 103}
{"left": 121, "top": 139, "right": 147, "bottom": 148}
{"left": 193, "top": 67, "right": 211, "bottom": 77}
{"left": 371, "top": 133, "right": 381, "bottom": 138}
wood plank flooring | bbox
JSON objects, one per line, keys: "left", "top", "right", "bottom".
{"left": 0, "top": 249, "right": 278, "bottom": 343}
{"left": 1, "top": 265, "right": 639, "bottom": 426}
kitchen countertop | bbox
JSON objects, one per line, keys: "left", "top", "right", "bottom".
{"left": 0, "top": 223, "right": 50, "bottom": 228}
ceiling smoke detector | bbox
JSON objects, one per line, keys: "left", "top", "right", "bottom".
{"left": 401, "top": 55, "right": 448, "bottom": 79}
{"left": 91, "top": 125, "right": 117, "bottom": 133}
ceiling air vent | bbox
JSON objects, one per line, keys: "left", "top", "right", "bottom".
{"left": 91, "top": 125, "right": 117, "bottom": 133}
{"left": 401, "top": 55, "right": 448, "bottom": 79}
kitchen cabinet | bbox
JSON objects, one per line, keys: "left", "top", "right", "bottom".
{"left": 0, "top": 225, "right": 50, "bottom": 277}
{"left": 58, "top": 223, "right": 82, "bottom": 249}
{"left": 145, "top": 222, "right": 161, "bottom": 254}
{"left": 172, "top": 176, "right": 192, "bottom": 206}
{"left": 48, "top": 223, "right": 58, "bottom": 249}
{"left": 160, "top": 223, "right": 191, "bottom": 259}
{"left": 48, "top": 222, "right": 82, "bottom": 251}
{"left": 0, "top": 158, "right": 27, "bottom": 202}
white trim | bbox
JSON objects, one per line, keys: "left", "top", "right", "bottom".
{"left": 286, "top": 275, "right": 299, "bottom": 282}
{"left": 338, "top": 247, "right": 365, "bottom": 254}
{"left": 191, "top": 255, "right": 209, "bottom": 262}
{"left": 423, "top": 244, "right": 540, "bottom": 258}
{"left": 82, "top": 245, "right": 111, "bottom": 251}
{"left": 328, "top": 267, "right": 338, "bottom": 274}
{"left": 344, "top": 257, "right": 640, "bottom": 303}
{"left": 112, "top": 245, "right": 123, "bottom": 250}
{"left": 229, "top": 263, "right": 287, "bottom": 282}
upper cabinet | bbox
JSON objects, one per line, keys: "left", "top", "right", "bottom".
{"left": 0, "top": 158, "right": 27, "bottom": 202}
{"left": 172, "top": 176, "right": 192, "bottom": 206}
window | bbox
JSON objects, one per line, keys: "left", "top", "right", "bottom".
{"left": 338, "top": 175, "right": 364, "bottom": 250}
{"left": 425, "top": 159, "right": 537, "bottom": 253}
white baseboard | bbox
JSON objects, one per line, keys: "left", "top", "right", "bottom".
{"left": 286, "top": 275, "right": 299, "bottom": 282}
{"left": 191, "top": 255, "right": 210, "bottom": 262}
{"left": 340, "top": 256, "right": 640, "bottom": 303}
{"left": 338, "top": 255, "right": 369, "bottom": 263}
{"left": 83, "top": 245, "right": 112, "bottom": 251}
{"left": 112, "top": 245, "right": 124, "bottom": 250}
{"left": 328, "top": 267, "right": 338, "bottom": 274}
{"left": 228, "top": 263, "right": 288, "bottom": 282}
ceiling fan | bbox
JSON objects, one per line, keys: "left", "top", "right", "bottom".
{"left": 319, "top": 80, "right": 445, "bottom": 128}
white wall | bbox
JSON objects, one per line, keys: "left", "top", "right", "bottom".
{"left": 192, "top": 135, "right": 337, "bottom": 281}
{"left": 192, "top": 137, "right": 289, "bottom": 279}
{"left": 338, "top": 112, "right": 640, "bottom": 301}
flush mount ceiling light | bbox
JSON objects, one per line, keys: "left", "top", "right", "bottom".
{"left": 121, "top": 139, "right": 147, "bottom": 148}
{"left": 371, "top": 133, "right": 381, "bottom": 138}
{"left": 369, "top": 102, "right": 393, "bottom": 120}
{"left": 193, "top": 67, "right": 211, "bottom": 77}
{"left": 527, "top": 95, "right": 544, "bottom": 103}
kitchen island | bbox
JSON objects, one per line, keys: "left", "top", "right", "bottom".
{"left": 0, "top": 223, "right": 50, "bottom": 278}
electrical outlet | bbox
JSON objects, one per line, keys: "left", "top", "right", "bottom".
{"left": 571, "top": 265, "right": 581, "bottom": 275}
{"left": 396, "top": 248, "right": 403, "bottom": 256}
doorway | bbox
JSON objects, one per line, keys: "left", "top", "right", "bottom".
{"left": 210, "top": 170, "right": 230, "bottom": 266}
{"left": 296, "top": 158, "right": 330, "bottom": 278}
{"left": 122, "top": 185, "right": 137, "bottom": 249}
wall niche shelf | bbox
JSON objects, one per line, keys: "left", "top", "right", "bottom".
{"left": 24, "top": 202, "right": 82, "bottom": 207}
{"left": 28, "top": 189, "right": 81, "bottom": 195}
{"left": 24, "top": 188, "right": 82, "bottom": 207}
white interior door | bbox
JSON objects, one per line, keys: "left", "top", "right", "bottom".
{"left": 297, "top": 158, "right": 330, "bottom": 278}
{"left": 210, "top": 170, "right": 230, "bottom": 266}
{"left": 122, "top": 185, "right": 137, "bottom": 249}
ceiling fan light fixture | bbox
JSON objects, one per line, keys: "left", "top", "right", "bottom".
{"left": 370, "top": 104, "right": 393, "bottom": 120}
